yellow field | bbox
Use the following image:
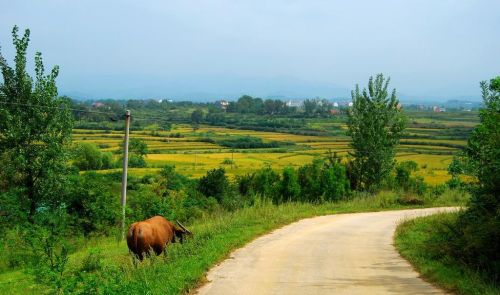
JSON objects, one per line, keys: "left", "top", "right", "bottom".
{"left": 74, "top": 117, "right": 475, "bottom": 185}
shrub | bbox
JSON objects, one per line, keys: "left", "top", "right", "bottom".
{"left": 279, "top": 167, "right": 301, "bottom": 203}
{"left": 73, "top": 142, "right": 103, "bottom": 170}
{"left": 101, "top": 152, "right": 114, "bottom": 169}
{"left": 320, "top": 162, "right": 350, "bottom": 201}
{"left": 128, "top": 154, "right": 147, "bottom": 168}
{"left": 197, "top": 168, "right": 229, "bottom": 203}
{"left": 65, "top": 173, "right": 120, "bottom": 235}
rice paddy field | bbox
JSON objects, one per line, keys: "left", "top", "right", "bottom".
{"left": 73, "top": 111, "right": 478, "bottom": 184}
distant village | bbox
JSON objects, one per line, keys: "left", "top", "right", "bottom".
{"left": 88, "top": 97, "right": 480, "bottom": 114}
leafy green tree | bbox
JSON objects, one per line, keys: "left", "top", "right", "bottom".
{"left": 395, "top": 160, "right": 418, "bottom": 188}
{"left": 251, "top": 166, "right": 280, "bottom": 198}
{"left": 73, "top": 143, "right": 102, "bottom": 170}
{"left": 303, "top": 98, "right": 321, "bottom": 116}
{"left": 451, "top": 76, "right": 499, "bottom": 277}
{"left": 0, "top": 26, "right": 73, "bottom": 222}
{"left": 197, "top": 168, "right": 228, "bottom": 202}
{"left": 158, "top": 165, "right": 188, "bottom": 192}
{"left": 320, "top": 162, "right": 350, "bottom": 201}
{"left": 236, "top": 95, "right": 253, "bottom": 113}
{"left": 447, "top": 156, "right": 464, "bottom": 188}
{"left": 298, "top": 159, "right": 323, "bottom": 201}
{"left": 347, "top": 74, "right": 406, "bottom": 191}
{"left": 279, "top": 167, "right": 300, "bottom": 203}
{"left": 65, "top": 173, "right": 119, "bottom": 235}
{"left": 127, "top": 138, "right": 148, "bottom": 168}
{"left": 191, "top": 109, "right": 204, "bottom": 124}
{"left": 100, "top": 152, "right": 114, "bottom": 169}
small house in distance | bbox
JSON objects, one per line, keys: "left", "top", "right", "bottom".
{"left": 215, "top": 99, "right": 229, "bottom": 111}
{"left": 92, "top": 102, "right": 105, "bottom": 108}
{"left": 433, "top": 106, "right": 446, "bottom": 113}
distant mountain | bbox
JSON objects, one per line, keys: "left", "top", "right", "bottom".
{"left": 59, "top": 75, "right": 482, "bottom": 103}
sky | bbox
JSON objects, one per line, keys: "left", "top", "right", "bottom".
{"left": 0, "top": 0, "right": 499, "bottom": 101}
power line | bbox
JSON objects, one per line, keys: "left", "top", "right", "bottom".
{"left": 0, "top": 100, "right": 118, "bottom": 116}
{"left": 0, "top": 100, "right": 177, "bottom": 124}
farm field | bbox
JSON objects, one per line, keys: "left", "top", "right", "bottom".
{"left": 73, "top": 111, "right": 478, "bottom": 184}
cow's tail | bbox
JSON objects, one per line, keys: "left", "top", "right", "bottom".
{"left": 132, "top": 227, "right": 141, "bottom": 248}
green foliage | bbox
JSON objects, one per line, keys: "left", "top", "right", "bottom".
{"left": 158, "top": 165, "right": 190, "bottom": 192}
{"left": 320, "top": 162, "right": 350, "bottom": 201}
{"left": 101, "top": 151, "right": 114, "bottom": 169}
{"left": 396, "top": 213, "right": 499, "bottom": 295}
{"left": 279, "top": 167, "right": 301, "bottom": 203}
{"left": 347, "top": 74, "right": 406, "bottom": 191}
{"left": 26, "top": 227, "right": 70, "bottom": 292}
{"left": 297, "top": 159, "right": 350, "bottom": 202}
{"left": 447, "top": 156, "right": 464, "bottom": 188}
{"left": 197, "top": 168, "right": 229, "bottom": 202}
{"left": 129, "top": 138, "right": 148, "bottom": 157}
{"left": 457, "top": 76, "right": 500, "bottom": 281}
{"left": 125, "top": 138, "right": 148, "bottom": 168}
{"left": 250, "top": 166, "right": 281, "bottom": 198}
{"left": 298, "top": 159, "right": 323, "bottom": 201}
{"left": 425, "top": 76, "right": 500, "bottom": 284}
{"left": 191, "top": 109, "right": 204, "bottom": 124}
{"left": 65, "top": 173, "right": 120, "bottom": 235}
{"left": 0, "top": 26, "right": 73, "bottom": 222}
{"left": 393, "top": 160, "right": 426, "bottom": 194}
{"left": 73, "top": 142, "right": 103, "bottom": 170}
{"left": 217, "top": 135, "right": 294, "bottom": 149}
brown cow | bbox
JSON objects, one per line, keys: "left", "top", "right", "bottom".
{"left": 127, "top": 216, "right": 192, "bottom": 260}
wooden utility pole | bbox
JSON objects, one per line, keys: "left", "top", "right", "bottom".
{"left": 120, "top": 110, "right": 131, "bottom": 240}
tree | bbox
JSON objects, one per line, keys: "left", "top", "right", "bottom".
{"left": 235, "top": 95, "right": 253, "bottom": 113}
{"left": 451, "top": 76, "right": 499, "bottom": 277}
{"left": 0, "top": 26, "right": 73, "bottom": 223}
{"left": 191, "top": 109, "right": 204, "bottom": 124}
{"left": 347, "top": 74, "right": 406, "bottom": 191}
{"left": 320, "top": 162, "right": 350, "bottom": 201}
{"left": 73, "top": 143, "right": 103, "bottom": 170}
{"left": 303, "top": 99, "right": 318, "bottom": 116}
{"left": 197, "top": 168, "right": 228, "bottom": 202}
{"left": 279, "top": 167, "right": 300, "bottom": 203}
{"left": 128, "top": 138, "right": 148, "bottom": 168}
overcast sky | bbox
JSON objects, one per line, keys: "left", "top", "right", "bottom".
{"left": 1, "top": 0, "right": 499, "bottom": 101}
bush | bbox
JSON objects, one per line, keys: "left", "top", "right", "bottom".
{"left": 128, "top": 154, "right": 147, "bottom": 168}
{"left": 101, "top": 152, "right": 114, "bottom": 169}
{"left": 320, "top": 162, "right": 350, "bottom": 201}
{"left": 65, "top": 173, "right": 120, "bottom": 235}
{"left": 197, "top": 168, "right": 229, "bottom": 203}
{"left": 279, "top": 167, "right": 301, "bottom": 203}
{"left": 73, "top": 143, "right": 103, "bottom": 170}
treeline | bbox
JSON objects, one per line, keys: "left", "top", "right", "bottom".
{"left": 199, "top": 135, "right": 295, "bottom": 149}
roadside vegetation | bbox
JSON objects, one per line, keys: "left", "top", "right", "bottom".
{"left": 395, "top": 213, "right": 498, "bottom": 295}
{"left": 396, "top": 76, "right": 499, "bottom": 294}
{"left": 0, "top": 25, "right": 496, "bottom": 295}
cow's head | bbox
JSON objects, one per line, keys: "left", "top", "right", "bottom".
{"left": 174, "top": 220, "right": 192, "bottom": 243}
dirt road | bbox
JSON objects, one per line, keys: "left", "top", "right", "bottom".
{"left": 197, "top": 207, "right": 456, "bottom": 295}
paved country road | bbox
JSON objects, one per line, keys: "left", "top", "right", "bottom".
{"left": 197, "top": 207, "right": 457, "bottom": 295}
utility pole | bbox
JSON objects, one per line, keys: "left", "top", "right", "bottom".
{"left": 120, "top": 110, "right": 131, "bottom": 241}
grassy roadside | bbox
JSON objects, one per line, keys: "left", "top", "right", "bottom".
{"left": 1, "top": 189, "right": 468, "bottom": 294}
{"left": 394, "top": 213, "right": 499, "bottom": 295}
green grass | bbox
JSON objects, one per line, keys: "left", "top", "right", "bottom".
{"left": 0, "top": 190, "right": 469, "bottom": 294}
{"left": 394, "top": 213, "right": 499, "bottom": 295}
